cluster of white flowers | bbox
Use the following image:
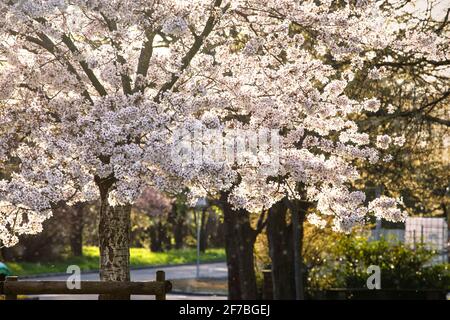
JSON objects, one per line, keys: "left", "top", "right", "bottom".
{"left": 162, "top": 16, "right": 189, "bottom": 36}
{"left": 376, "top": 135, "right": 392, "bottom": 150}
{"left": 369, "top": 196, "right": 408, "bottom": 223}
{"left": 0, "top": 0, "right": 447, "bottom": 245}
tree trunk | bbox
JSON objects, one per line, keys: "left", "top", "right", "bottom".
{"left": 220, "top": 192, "right": 258, "bottom": 300}
{"left": 266, "top": 200, "right": 296, "bottom": 299}
{"left": 69, "top": 204, "right": 84, "bottom": 257}
{"left": 168, "top": 201, "right": 186, "bottom": 250}
{"left": 149, "top": 224, "right": 163, "bottom": 252}
{"left": 199, "top": 208, "right": 208, "bottom": 253}
{"left": 208, "top": 212, "right": 224, "bottom": 247}
{"left": 291, "top": 200, "right": 308, "bottom": 300}
{"left": 97, "top": 179, "right": 131, "bottom": 300}
{"left": 222, "top": 200, "right": 241, "bottom": 300}
{"left": 173, "top": 219, "right": 185, "bottom": 249}
{"left": 235, "top": 212, "right": 258, "bottom": 299}
{"left": 0, "top": 247, "right": 13, "bottom": 261}
{"left": 160, "top": 220, "right": 172, "bottom": 251}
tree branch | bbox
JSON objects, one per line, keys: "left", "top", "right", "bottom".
{"left": 133, "top": 30, "right": 157, "bottom": 93}
{"left": 31, "top": 16, "right": 107, "bottom": 98}
{"left": 255, "top": 210, "right": 268, "bottom": 235}
{"left": 100, "top": 13, "right": 132, "bottom": 95}
{"left": 421, "top": 115, "right": 450, "bottom": 127}
{"left": 22, "top": 33, "right": 93, "bottom": 104}
{"left": 61, "top": 34, "right": 108, "bottom": 97}
{"left": 154, "top": 0, "right": 226, "bottom": 102}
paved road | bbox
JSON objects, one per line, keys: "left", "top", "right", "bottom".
{"left": 24, "top": 262, "right": 228, "bottom": 300}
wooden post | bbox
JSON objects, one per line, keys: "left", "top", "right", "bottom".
{"left": 5, "top": 276, "right": 18, "bottom": 300}
{"left": 156, "top": 270, "right": 165, "bottom": 300}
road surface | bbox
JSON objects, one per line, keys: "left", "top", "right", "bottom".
{"left": 23, "top": 262, "right": 227, "bottom": 300}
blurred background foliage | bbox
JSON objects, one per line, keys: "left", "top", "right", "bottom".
{"left": 307, "top": 234, "right": 450, "bottom": 290}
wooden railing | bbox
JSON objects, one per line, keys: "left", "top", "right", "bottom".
{"left": 0, "top": 270, "right": 172, "bottom": 300}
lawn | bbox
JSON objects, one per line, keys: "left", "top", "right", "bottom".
{"left": 6, "top": 247, "right": 226, "bottom": 276}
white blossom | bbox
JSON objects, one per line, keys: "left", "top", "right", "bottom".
{"left": 0, "top": 0, "right": 446, "bottom": 244}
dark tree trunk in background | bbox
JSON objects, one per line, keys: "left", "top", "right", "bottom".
{"left": 160, "top": 220, "right": 172, "bottom": 251}
{"left": 0, "top": 247, "right": 13, "bottom": 261}
{"left": 220, "top": 192, "right": 258, "bottom": 300}
{"left": 173, "top": 220, "right": 185, "bottom": 249}
{"left": 69, "top": 204, "right": 84, "bottom": 257}
{"left": 291, "top": 200, "right": 307, "bottom": 300}
{"left": 199, "top": 208, "right": 208, "bottom": 253}
{"left": 149, "top": 219, "right": 171, "bottom": 252}
{"left": 168, "top": 202, "right": 186, "bottom": 249}
{"left": 208, "top": 212, "right": 224, "bottom": 247}
{"left": 149, "top": 223, "right": 163, "bottom": 252}
{"left": 235, "top": 212, "right": 258, "bottom": 299}
{"left": 266, "top": 200, "right": 296, "bottom": 299}
{"left": 222, "top": 199, "right": 241, "bottom": 300}
{"left": 96, "top": 177, "right": 131, "bottom": 300}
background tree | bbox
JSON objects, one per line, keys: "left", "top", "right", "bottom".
{"left": 134, "top": 187, "right": 173, "bottom": 252}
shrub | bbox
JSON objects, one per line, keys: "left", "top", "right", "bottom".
{"left": 308, "top": 235, "right": 450, "bottom": 290}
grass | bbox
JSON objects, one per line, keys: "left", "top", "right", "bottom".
{"left": 6, "top": 246, "right": 225, "bottom": 277}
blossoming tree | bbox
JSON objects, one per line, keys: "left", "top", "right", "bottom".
{"left": 0, "top": 0, "right": 448, "bottom": 299}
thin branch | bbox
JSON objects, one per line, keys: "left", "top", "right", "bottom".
{"left": 155, "top": 0, "right": 227, "bottom": 102}
{"left": 100, "top": 13, "right": 132, "bottom": 95}
{"left": 61, "top": 34, "right": 108, "bottom": 97}
{"left": 22, "top": 33, "right": 94, "bottom": 104}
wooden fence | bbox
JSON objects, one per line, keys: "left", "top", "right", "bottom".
{"left": 0, "top": 270, "right": 172, "bottom": 300}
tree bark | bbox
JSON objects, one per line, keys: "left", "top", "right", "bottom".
{"left": 199, "top": 208, "right": 208, "bottom": 253}
{"left": 149, "top": 225, "right": 163, "bottom": 252}
{"left": 0, "top": 247, "right": 13, "bottom": 261}
{"left": 168, "top": 201, "right": 186, "bottom": 249}
{"left": 291, "top": 200, "right": 308, "bottom": 300}
{"left": 160, "top": 220, "right": 172, "bottom": 251}
{"left": 235, "top": 212, "right": 258, "bottom": 300}
{"left": 266, "top": 200, "right": 296, "bottom": 299}
{"left": 173, "top": 218, "right": 185, "bottom": 249}
{"left": 220, "top": 192, "right": 258, "bottom": 300}
{"left": 97, "top": 178, "right": 131, "bottom": 300}
{"left": 149, "top": 218, "right": 169, "bottom": 252}
{"left": 222, "top": 200, "right": 241, "bottom": 300}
